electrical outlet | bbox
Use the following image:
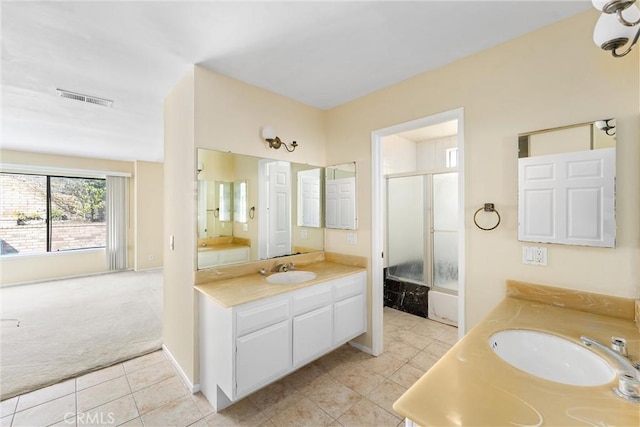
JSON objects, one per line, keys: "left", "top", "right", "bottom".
{"left": 242, "top": 223, "right": 248, "bottom": 232}
{"left": 148, "top": 254, "right": 155, "bottom": 261}
{"left": 346, "top": 233, "right": 357, "bottom": 245}
{"left": 300, "top": 229, "right": 308, "bottom": 239}
{"left": 533, "top": 246, "right": 547, "bottom": 266}
{"left": 522, "top": 246, "right": 547, "bottom": 266}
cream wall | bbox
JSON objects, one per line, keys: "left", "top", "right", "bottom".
{"left": 326, "top": 10, "right": 640, "bottom": 335}
{"left": 134, "top": 160, "right": 164, "bottom": 270}
{"left": 163, "top": 69, "right": 197, "bottom": 384}
{"left": 0, "top": 150, "right": 157, "bottom": 285}
{"left": 163, "top": 66, "right": 328, "bottom": 385}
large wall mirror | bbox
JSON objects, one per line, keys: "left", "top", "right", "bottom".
{"left": 517, "top": 119, "right": 616, "bottom": 248}
{"left": 196, "top": 149, "right": 325, "bottom": 269}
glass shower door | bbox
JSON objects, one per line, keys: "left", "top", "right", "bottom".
{"left": 386, "top": 175, "right": 425, "bottom": 284}
{"left": 386, "top": 171, "right": 459, "bottom": 291}
{"left": 432, "top": 172, "right": 458, "bottom": 292}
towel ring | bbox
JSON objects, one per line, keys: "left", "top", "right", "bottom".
{"left": 249, "top": 206, "right": 255, "bottom": 219}
{"left": 474, "top": 203, "right": 501, "bottom": 231}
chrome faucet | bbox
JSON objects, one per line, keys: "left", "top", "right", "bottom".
{"left": 272, "top": 263, "right": 288, "bottom": 272}
{"left": 581, "top": 335, "right": 640, "bottom": 401}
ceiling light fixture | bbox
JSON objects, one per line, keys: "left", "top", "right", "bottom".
{"left": 261, "top": 125, "right": 298, "bottom": 152}
{"left": 592, "top": 0, "right": 640, "bottom": 57}
{"left": 56, "top": 88, "right": 114, "bottom": 107}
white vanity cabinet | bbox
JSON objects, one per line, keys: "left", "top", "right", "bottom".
{"left": 198, "top": 270, "right": 366, "bottom": 412}
{"left": 198, "top": 246, "right": 250, "bottom": 269}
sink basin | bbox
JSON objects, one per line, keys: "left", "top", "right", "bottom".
{"left": 266, "top": 271, "right": 317, "bottom": 284}
{"left": 488, "top": 329, "right": 616, "bottom": 386}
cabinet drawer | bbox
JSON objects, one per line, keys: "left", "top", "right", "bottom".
{"left": 292, "top": 284, "right": 332, "bottom": 316}
{"left": 333, "top": 272, "right": 365, "bottom": 301}
{"left": 236, "top": 299, "right": 289, "bottom": 337}
{"left": 198, "top": 251, "right": 219, "bottom": 269}
{"left": 218, "top": 248, "right": 250, "bottom": 265}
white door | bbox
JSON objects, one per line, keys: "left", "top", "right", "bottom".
{"left": 299, "top": 174, "right": 321, "bottom": 227}
{"left": 268, "top": 161, "right": 292, "bottom": 257}
{"left": 325, "top": 177, "right": 356, "bottom": 229}
{"left": 518, "top": 148, "right": 615, "bottom": 247}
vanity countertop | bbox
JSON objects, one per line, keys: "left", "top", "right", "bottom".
{"left": 195, "top": 261, "right": 365, "bottom": 308}
{"left": 393, "top": 286, "right": 640, "bottom": 426}
{"left": 197, "top": 243, "right": 249, "bottom": 253}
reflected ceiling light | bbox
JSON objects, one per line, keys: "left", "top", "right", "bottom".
{"left": 592, "top": 0, "right": 640, "bottom": 57}
{"left": 261, "top": 125, "right": 298, "bottom": 152}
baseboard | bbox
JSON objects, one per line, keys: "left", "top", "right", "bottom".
{"left": 348, "top": 340, "right": 373, "bottom": 355}
{"left": 162, "top": 344, "right": 200, "bottom": 393}
{"left": 133, "top": 266, "right": 163, "bottom": 273}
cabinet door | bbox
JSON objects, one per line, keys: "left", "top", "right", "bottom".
{"left": 293, "top": 305, "right": 333, "bottom": 367}
{"left": 334, "top": 293, "right": 365, "bottom": 345}
{"left": 236, "top": 321, "right": 290, "bottom": 397}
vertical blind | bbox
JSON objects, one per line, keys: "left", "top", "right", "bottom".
{"left": 106, "top": 176, "right": 128, "bottom": 270}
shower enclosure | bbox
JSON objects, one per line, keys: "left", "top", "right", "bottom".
{"left": 385, "top": 171, "right": 458, "bottom": 321}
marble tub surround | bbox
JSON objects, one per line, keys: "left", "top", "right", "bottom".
{"left": 507, "top": 280, "right": 636, "bottom": 320}
{"left": 393, "top": 296, "right": 640, "bottom": 426}
{"left": 195, "top": 252, "right": 366, "bottom": 307}
{"left": 196, "top": 236, "right": 249, "bottom": 251}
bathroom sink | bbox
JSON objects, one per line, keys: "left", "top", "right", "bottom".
{"left": 266, "top": 271, "right": 317, "bottom": 284}
{"left": 488, "top": 329, "right": 616, "bottom": 386}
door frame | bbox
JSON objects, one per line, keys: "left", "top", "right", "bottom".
{"left": 370, "top": 108, "right": 466, "bottom": 356}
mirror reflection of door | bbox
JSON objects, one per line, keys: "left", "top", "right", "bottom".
{"left": 259, "top": 160, "right": 292, "bottom": 259}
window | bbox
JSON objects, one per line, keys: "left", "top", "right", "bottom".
{"left": 0, "top": 173, "right": 106, "bottom": 255}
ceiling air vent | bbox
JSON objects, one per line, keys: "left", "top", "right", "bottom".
{"left": 56, "top": 88, "right": 113, "bottom": 108}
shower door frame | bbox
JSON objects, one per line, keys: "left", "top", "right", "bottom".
{"left": 371, "top": 108, "right": 465, "bottom": 357}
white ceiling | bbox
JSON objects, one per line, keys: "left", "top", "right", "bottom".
{"left": 1, "top": 1, "right": 591, "bottom": 163}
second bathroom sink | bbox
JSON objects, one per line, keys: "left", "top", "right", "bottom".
{"left": 488, "top": 329, "right": 616, "bottom": 386}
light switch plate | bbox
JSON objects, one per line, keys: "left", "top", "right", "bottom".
{"left": 522, "top": 246, "right": 547, "bottom": 266}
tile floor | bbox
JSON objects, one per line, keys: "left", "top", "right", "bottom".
{"left": 0, "top": 308, "right": 457, "bottom": 427}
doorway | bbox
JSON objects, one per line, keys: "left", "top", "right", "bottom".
{"left": 371, "top": 108, "right": 465, "bottom": 356}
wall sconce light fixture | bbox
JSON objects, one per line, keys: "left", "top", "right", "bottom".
{"left": 593, "top": 0, "right": 640, "bottom": 57}
{"left": 261, "top": 125, "right": 298, "bottom": 152}
{"left": 595, "top": 118, "right": 616, "bottom": 136}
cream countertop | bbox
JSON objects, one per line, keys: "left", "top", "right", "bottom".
{"left": 195, "top": 261, "right": 365, "bottom": 307}
{"left": 393, "top": 285, "right": 640, "bottom": 426}
{"left": 197, "top": 243, "right": 248, "bottom": 253}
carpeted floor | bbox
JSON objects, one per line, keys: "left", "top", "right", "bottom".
{"left": 0, "top": 269, "right": 163, "bottom": 400}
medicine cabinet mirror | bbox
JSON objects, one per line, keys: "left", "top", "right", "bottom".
{"left": 325, "top": 162, "right": 357, "bottom": 230}
{"left": 517, "top": 119, "right": 616, "bottom": 247}
{"left": 196, "top": 149, "right": 325, "bottom": 269}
